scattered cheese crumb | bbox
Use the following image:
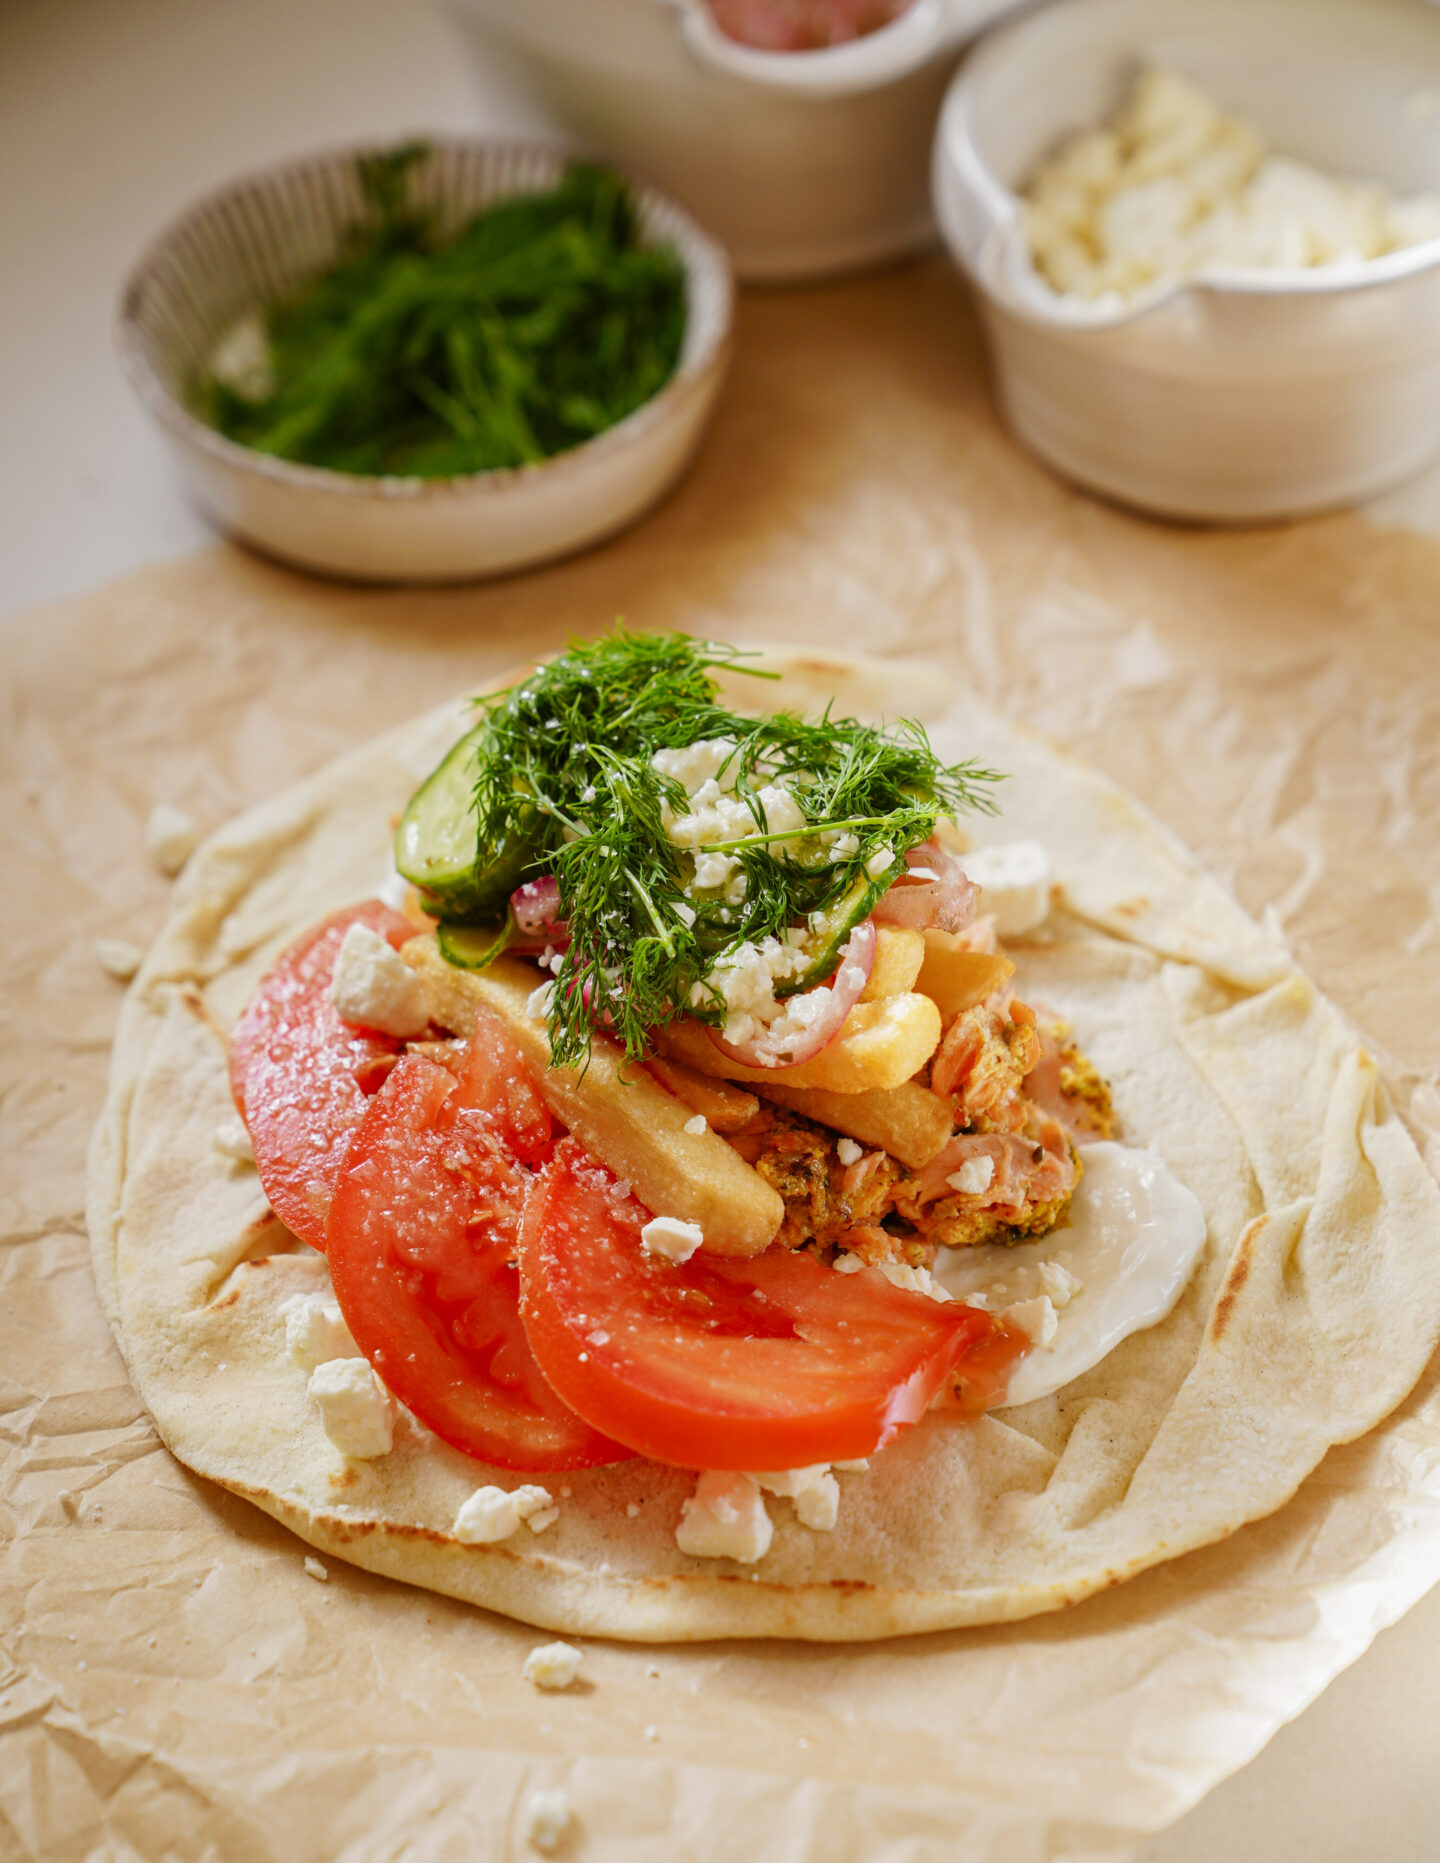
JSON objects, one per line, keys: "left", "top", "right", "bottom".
{"left": 640, "top": 1215, "right": 704, "bottom": 1264}
{"left": 523, "top": 1641, "right": 583, "bottom": 1691}
{"left": 1005, "top": 1294, "right": 1060, "bottom": 1349}
{"left": 304, "top": 1556, "right": 328, "bottom": 1583}
{"left": 961, "top": 841, "right": 1053, "bottom": 938}
{"left": 146, "top": 802, "right": 199, "bottom": 877}
{"left": 282, "top": 1292, "right": 361, "bottom": 1371}
{"left": 329, "top": 922, "right": 428, "bottom": 1038}
{"left": 527, "top": 979, "right": 556, "bottom": 1021}
{"left": 308, "top": 1358, "right": 396, "bottom": 1458}
{"left": 833, "top": 1457, "right": 869, "bottom": 1473}
{"left": 946, "top": 1155, "right": 995, "bottom": 1196}
{"left": 1038, "top": 1260, "right": 1083, "bottom": 1308}
{"left": 835, "top": 1137, "right": 863, "bottom": 1166}
{"left": 682, "top": 1112, "right": 707, "bottom": 1137}
{"left": 453, "top": 1484, "right": 554, "bottom": 1545}
{"left": 213, "top": 1114, "right": 255, "bottom": 1164}
{"left": 751, "top": 1464, "right": 840, "bottom": 1532}
{"left": 832, "top": 1252, "right": 864, "bottom": 1274}
{"left": 526, "top": 1505, "right": 561, "bottom": 1535}
{"left": 95, "top": 938, "right": 143, "bottom": 981}
{"left": 877, "top": 1261, "right": 952, "bottom": 1304}
{"left": 523, "top": 1788, "right": 571, "bottom": 1854}
{"left": 675, "top": 1471, "right": 773, "bottom": 1562}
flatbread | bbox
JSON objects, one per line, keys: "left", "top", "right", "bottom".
{"left": 85, "top": 650, "right": 1440, "bottom": 1642}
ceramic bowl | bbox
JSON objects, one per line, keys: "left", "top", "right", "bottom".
{"left": 445, "top": 0, "right": 1026, "bottom": 281}
{"left": 933, "top": 0, "right": 1440, "bottom": 521}
{"left": 117, "top": 141, "right": 733, "bottom": 582}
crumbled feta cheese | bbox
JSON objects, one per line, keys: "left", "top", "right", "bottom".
{"left": 329, "top": 922, "right": 428, "bottom": 1037}
{"left": 832, "top": 1253, "right": 865, "bottom": 1274}
{"left": 673, "top": 900, "right": 696, "bottom": 929}
{"left": 213, "top": 1115, "right": 254, "bottom": 1164}
{"left": 95, "top": 937, "right": 143, "bottom": 981}
{"left": 208, "top": 309, "right": 274, "bottom": 402}
{"left": 675, "top": 1471, "right": 773, "bottom": 1562}
{"left": 146, "top": 802, "right": 199, "bottom": 877}
{"left": 283, "top": 1292, "right": 361, "bottom": 1371}
{"left": 308, "top": 1358, "right": 396, "bottom": 1458}
{"left": 751, "top": 1465, "right": 840, "bottom": 1532}
{"left": 523, "top": 1641, "right": 583, "bottom": 1690}
{"left": 304, "top": 1556, "right": 328, "bottom": 1583}
{"left": 833, "top": 1458, "right": 870, "bottom": 1473}
{"left": 877, "top": 1262, "right": 952, "bottom": 1303}
{"left": 1038, "top": 1260, "right": 1083, "bottom": 1308}
{"left": 1025, "top": 67, "right": 1440, "bottom": 302}
{"left": 682, "top": 1113, "right": 707, "bottom": 1137}
{"left": 946, "top": 1155, "right": 995, "bottom": 1196}
{"left": 640, "top": 1215, "right": 704, "bottom": 1263}
{"left": 453, "top": 1483, "right": 554, "bottom": 1544}
{"left": 835, "top": 1137, "right": 863, "bottom": 1167}
{"left": 865, "top": 845, "right": 895, "bottom": 880}
{"left": 960, "top": 841, "right": 1053, "bottom": 938}
{"left": 526, "top": 1505, "right": 561, "bottom": 1534}
{"left": 1005, "top": 1295, "right": 1060, "bottom": 1348}
{"left": 827, "top": 831, "right": 860, "bottom": 861}
{"left": 523, "top": 1789, "right": 571, "bottom": 1855}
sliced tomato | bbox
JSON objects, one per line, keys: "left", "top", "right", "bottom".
{"left": 327, "top": 1028, "right": 631, "bottom": 1472}
{"left": 229, "top": 900, "right": 417, "bottom": 1249}
{"left": 517, "top": 1138, "right": 1026, "bottom": 1469}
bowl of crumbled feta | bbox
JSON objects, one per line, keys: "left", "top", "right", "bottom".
{"left": 932, "top": 0, "right": 1440, "bottom": 520}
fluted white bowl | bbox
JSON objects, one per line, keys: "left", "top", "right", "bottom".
{"left": 118, "top": 141, "right": 734, "bottom": 582}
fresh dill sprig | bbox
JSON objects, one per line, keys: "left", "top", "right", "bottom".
{"left": 194, "top": 151, "right": 686, "bottom": 478}
{"left": 454, "top": 631, "right": 1002, "bottom": 1069}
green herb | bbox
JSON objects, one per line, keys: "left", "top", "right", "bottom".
{"left": 439, "top": 630, "right": 1002, "bottom": 1069}
{"left": 194, "top": 149, "right": 687, "bottom": 477}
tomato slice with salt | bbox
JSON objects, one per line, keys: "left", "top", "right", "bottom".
{"left": 327, "top": 1024, "right": 631, "bottom": 1472}
{"left": 229, "top": 900, "right": 416, "bottom": 1250}
{"left": 517, "top": 1139, "right": 1025, "bottom": 1470}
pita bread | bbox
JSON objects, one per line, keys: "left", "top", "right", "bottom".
{"left": 86, "top": 650, "right": 1440, "bottom": 1642}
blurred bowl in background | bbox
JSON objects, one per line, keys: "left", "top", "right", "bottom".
{"left": 446, "top": 0, "right": 1026, "bottom": 281}
{"left": 934, "top": 0, "right": 1440, "bottom": 522}
{"left": 118, "top": 141, "right": 733, "bottom": 583}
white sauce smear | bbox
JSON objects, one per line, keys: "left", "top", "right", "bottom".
{"left": 932, "top": 1141, "right": 1207, "bottom": 1407}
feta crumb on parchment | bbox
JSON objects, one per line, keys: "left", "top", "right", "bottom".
{"left": 946, "top": 1155, "right": 995, "bottom": 1196}
{"left": 523, "top": 1789, "right": 571, "bottom": 1855}
{"left": 640, "top": 1216, "right": 703, "bottom": 1264}
{"left": 95, "top": 937, "right": 144, "bottom": 982}
{"left": 835, "top": 1137, "right": 863, "bottom": 1167}
{"left": 282, "top": 1292, "right": 361, "bottom": 1372}
{"left": 1004, "top": 1294, "right": 1060, "bottom": 1349}
{"left": 304, "top": 1556, "right": 328, "bottom": 1583}
{"left": 453, "top": 1484, "right": 557, "bottom": 1545}
{"left": 307, "top": 1358, "right": 396, "bottom": 1459}
{"left": 523, "top": 1641, "right": 583, "bottom": 1691}
{"left": 213, "top": 1114, "right": 255, "bottom": 1164}
{"left": 146, "top": 802, "right": 199, "bottom": 877}
{"left": 751, "top": 1465, "right": 840, "bottom": 1532}
{"left": 682, "top": 1112, "right": 707, "bottom": 1137}
{"left": 329, "top": 922, "right": 428, "bottom": 1038}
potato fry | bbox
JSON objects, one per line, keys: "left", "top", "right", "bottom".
{"left": 404, "top": 939, "right": 782, "bottom": 1257}
{"left": 755, "top": 1079, "right": 953, "bottom": 1170}
{"left": 916, "top": 932, "right": 1014, "bottom": 1021}
{"left": 658, "top": 991, "right": 943, "bottom": 1094}
{"left": 859, "top": 926, "right": 924, "bottom": 1002}
{"left": 645, "top": 1057, "right": 759, "bottom": 1134}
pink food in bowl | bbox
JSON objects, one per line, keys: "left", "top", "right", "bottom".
{"left": 707, "top": 0, "right": 914, "bottom": 50}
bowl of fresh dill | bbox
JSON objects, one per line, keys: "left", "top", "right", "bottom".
{"left": 117, "top": 141, "right": 733, "bottom": 582}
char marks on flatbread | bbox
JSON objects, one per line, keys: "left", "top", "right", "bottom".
{"left": 85, "top": 652, "right": 1440, "bottom": 1641}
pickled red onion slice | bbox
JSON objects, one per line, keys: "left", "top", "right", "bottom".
{"left": 872, "top": 840, "right": 975, "bottom": 934}
{"left": 709, "top": 918, "right": 877, "bottom": 1070}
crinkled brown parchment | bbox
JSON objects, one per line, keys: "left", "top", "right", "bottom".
{"left": 3, "top": 257, "right": 1440, "bottom": 1861}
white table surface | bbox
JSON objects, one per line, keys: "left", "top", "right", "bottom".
{"left": 3, "top": 2, "right": 1438, "bottom": 1857}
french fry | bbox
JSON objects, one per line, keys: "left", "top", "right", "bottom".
{"left": 658, "top": 991, "right": 943, "bottom": 1094}
{"left": 916, "top": 932, "right": 1014, "bottom": 1021}
{"left": 404, "top": 939, "right": 783, "bottom": 1257}
{"left": 755, "top": 1079, "right": 953, "bottom": 1169}
{"left": 645, "top": 1057, "right": 759, "bottom": 1134}
{"left": 859, "top": 926, "right": 925, "bottom": 1002}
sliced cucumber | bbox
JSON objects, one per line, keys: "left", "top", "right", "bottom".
{"left": 774, "top": 872, "right": 889, "bottom": 997}
{"left": 396, "top": 722, "right": 536, "bottom": 922}
{"left": 437, "top": 917, "right": 516, "bottom": 972}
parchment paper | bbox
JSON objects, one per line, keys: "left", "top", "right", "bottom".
{"left": 3, "top": 257, "right": 1440, "bottom": 1863}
